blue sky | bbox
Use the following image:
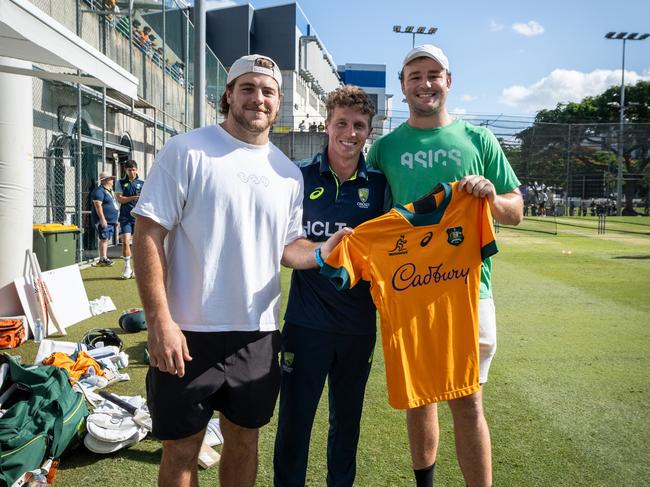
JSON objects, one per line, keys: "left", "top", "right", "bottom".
{"left": 207, "top": 0, "right": 650, "bottom": 120}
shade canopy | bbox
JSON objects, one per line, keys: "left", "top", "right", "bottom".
{"left": 0, "top": 0, "right": 138, "bottom": 98}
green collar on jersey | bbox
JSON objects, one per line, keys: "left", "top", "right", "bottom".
{"left": 395, "top": 182, "right": 451, "bottom": 226}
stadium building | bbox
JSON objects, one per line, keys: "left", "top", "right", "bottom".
{"left": 0, "top": 0, "right": 391, "bottom": 313}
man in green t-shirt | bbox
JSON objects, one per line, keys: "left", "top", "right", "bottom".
{"left": 367, "top": 44, "right": 523, "bottom": 487}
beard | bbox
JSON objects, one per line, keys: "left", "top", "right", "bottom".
{"left": 409, "top": 97, "right": 444, "bottom": 117}
{"left": 404, "top": 88, "right": 449, "bottom": 118}
{"left": 229, "top": 103, "right": 278, "bottom": 134}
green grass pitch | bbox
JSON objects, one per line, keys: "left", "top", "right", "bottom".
{"left": 7, "top": 216, "right": 650, "bottom": 486}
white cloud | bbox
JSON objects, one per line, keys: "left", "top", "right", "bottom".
{"left": 489, "top": 19, "right": 504, "bottom": 32}
{"left": 451, "top": 107, "right": 467, "bottom": 115}
{"left": 512, "top": 20, "right": 544, "bottom": 37}
{"left": 500, "top": 68, "right": 650, "bottom": 112}
{"left": 460, "top": 94, "right": 477, "bottom": 102}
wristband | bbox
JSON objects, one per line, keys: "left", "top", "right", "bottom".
{"left": 314, "top": 246, "right": 325, "bottom": 268}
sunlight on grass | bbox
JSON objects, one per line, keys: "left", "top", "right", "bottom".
{"left": 7, "top": 217, "right": 650, "bottom": 486}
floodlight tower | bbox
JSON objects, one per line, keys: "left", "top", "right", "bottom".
{"left": 604, "top": 31, "right": 650, "bottom": 215}
{"left": 393, "top": 25, "right": 437, "bottom": 47}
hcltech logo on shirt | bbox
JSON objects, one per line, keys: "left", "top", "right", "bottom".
{"left": 304, "top": 220, "right": 348, "bottom": 237}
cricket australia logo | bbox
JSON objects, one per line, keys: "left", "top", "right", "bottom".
{"left": 357, "top": 187, "right": 370, "bottom": 208}
{"left": 388, "top": 235, "right": 408, "bottom": 256}
{"left": 281, "top": 351, "right": 294, "bottom": 373}
{"left": 447, "top": 226, "right": 464, "bottom": 246}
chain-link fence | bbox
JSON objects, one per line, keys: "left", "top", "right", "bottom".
{"left": 33, "top": 135, "right": 77, "bottom": 226}
{"left": 509, "top": 121, "right": 650, "bottom": 216}
{"left": 26, "top": 0, "right": 232, "bottom": 262}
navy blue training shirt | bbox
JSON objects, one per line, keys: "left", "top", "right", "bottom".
{"left": 116, "top": 177, "right": 144, "bottom": 219}
{"left": 284, "top": 148, "right": 389, "bottom": 335}
{"left": 90, "top": 185, "right": 118, "bottom": 225}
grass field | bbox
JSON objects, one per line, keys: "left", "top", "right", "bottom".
{"left": 7, "top": 216, "right": 650, "bottom": 486}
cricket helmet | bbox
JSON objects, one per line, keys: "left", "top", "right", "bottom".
{"left": 82, "top": 328, "right": 123, "bottom": 351}
{"left": 118, "top": 308, "right": 147, "bottom": 333}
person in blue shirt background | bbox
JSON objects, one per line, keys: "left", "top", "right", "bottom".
{"left": 90, "top": 171, "right": 118, "bottom": 266}
{"left": 115, "top": 160, "right": 144, "bottom": 279}
{"left": 274, "top": 86, "right": 390, "bottom": 487}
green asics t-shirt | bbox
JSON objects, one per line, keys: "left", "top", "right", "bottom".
{"left": 367, "top": 118, "right": 520, "bottom": 298}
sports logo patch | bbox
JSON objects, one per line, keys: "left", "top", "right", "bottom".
{"left": 420, "top": 231, "right": 433, "bottom": 247}
{"left": 310, "top": 187, "right": 325, "bottom": 200}
{"left": 388, "top": 235, "right": 408, "bottom": 256}
{"left": 447, "top": 227, "right": 464, "bottom": 246}
{"left": 281, "top": 351, "right": 295, "bottom": 373}
{"left": 358, "top": 188, "right": 369, "bottom": 203}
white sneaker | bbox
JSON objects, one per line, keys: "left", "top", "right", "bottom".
{"left": 122, "top": 268, "right": 133, "bottom": 280}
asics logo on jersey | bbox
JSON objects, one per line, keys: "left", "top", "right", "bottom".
{"left": 309, "top": 187, "right": 325, "bottom": 200}
{"left": 400, "top": 149, "right": 462, "bottom": 169}
{"left": 388, "top": 235, "right": 408, "bottom": 256}
{"left": 420, "top": 232, "right": 433, "bottom": 247}
{"left": 238, "top": 172, "right": 270, "bottom": 187}
{"left": 392, "top": 263, "right": 470, "bottom": 291}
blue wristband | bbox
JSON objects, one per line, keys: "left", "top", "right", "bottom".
{"left": 314, "top": 246, "right": 325, "bottom": 268}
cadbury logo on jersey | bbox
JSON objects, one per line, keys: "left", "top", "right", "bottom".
{"left": 447, "top": 227, "right": 464, "bottom": 246}
{"left": 392, "top": 263, "right": 470, "bottom": 291}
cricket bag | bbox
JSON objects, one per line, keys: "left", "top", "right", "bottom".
{"left": 0, "top": 353, "right": 88, "bottom": 485}
{"left": 0, "top": 320, "right": 25, "bottom": 350}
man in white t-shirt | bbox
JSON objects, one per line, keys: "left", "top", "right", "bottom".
{"left": 132, "top": 54, "right": 348, "bottom": 487}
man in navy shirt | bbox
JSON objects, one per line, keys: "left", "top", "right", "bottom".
{"left": 115, "top": 160, "right": 144, "bottom": 279}
{"left": 274, "top": 86, "right": 389, "bottom": 487}
{"left": 90, "top": 171, "right": 118, "bottom": 266}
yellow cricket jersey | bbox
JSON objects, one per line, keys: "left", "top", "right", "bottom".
{"left": 321, "top": 181, "right": 498, "bottom": 409}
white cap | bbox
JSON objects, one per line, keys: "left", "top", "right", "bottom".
{"left": 402, "top": 44, "right": 450, "bottom": 72}
{"left": 226, "top": 54, "right": 282, "bottom": 89}
{"left": 99, "top": 171, "right": 115, "bottom": 181}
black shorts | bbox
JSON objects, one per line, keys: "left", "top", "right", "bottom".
{"left": 146, "top": 330, "right": 281, "bottom": 440}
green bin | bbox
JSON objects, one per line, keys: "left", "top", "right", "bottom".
{"left": 32, "top": 224, "right": 80, "bottom": 271}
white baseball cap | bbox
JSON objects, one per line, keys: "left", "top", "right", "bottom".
{"left": 226, "top": 54, "right": 283, "bottom": 89}
{"left": 402, "top": 44, "right": 450, "bottom": 72}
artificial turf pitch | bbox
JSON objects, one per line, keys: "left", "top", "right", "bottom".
{"left": 7, "top": 216, "right": 650, "bottom": 486}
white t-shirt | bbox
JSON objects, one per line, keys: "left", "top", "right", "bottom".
{"left": 133, "top": 124, "right": 305, "bottom": 332}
